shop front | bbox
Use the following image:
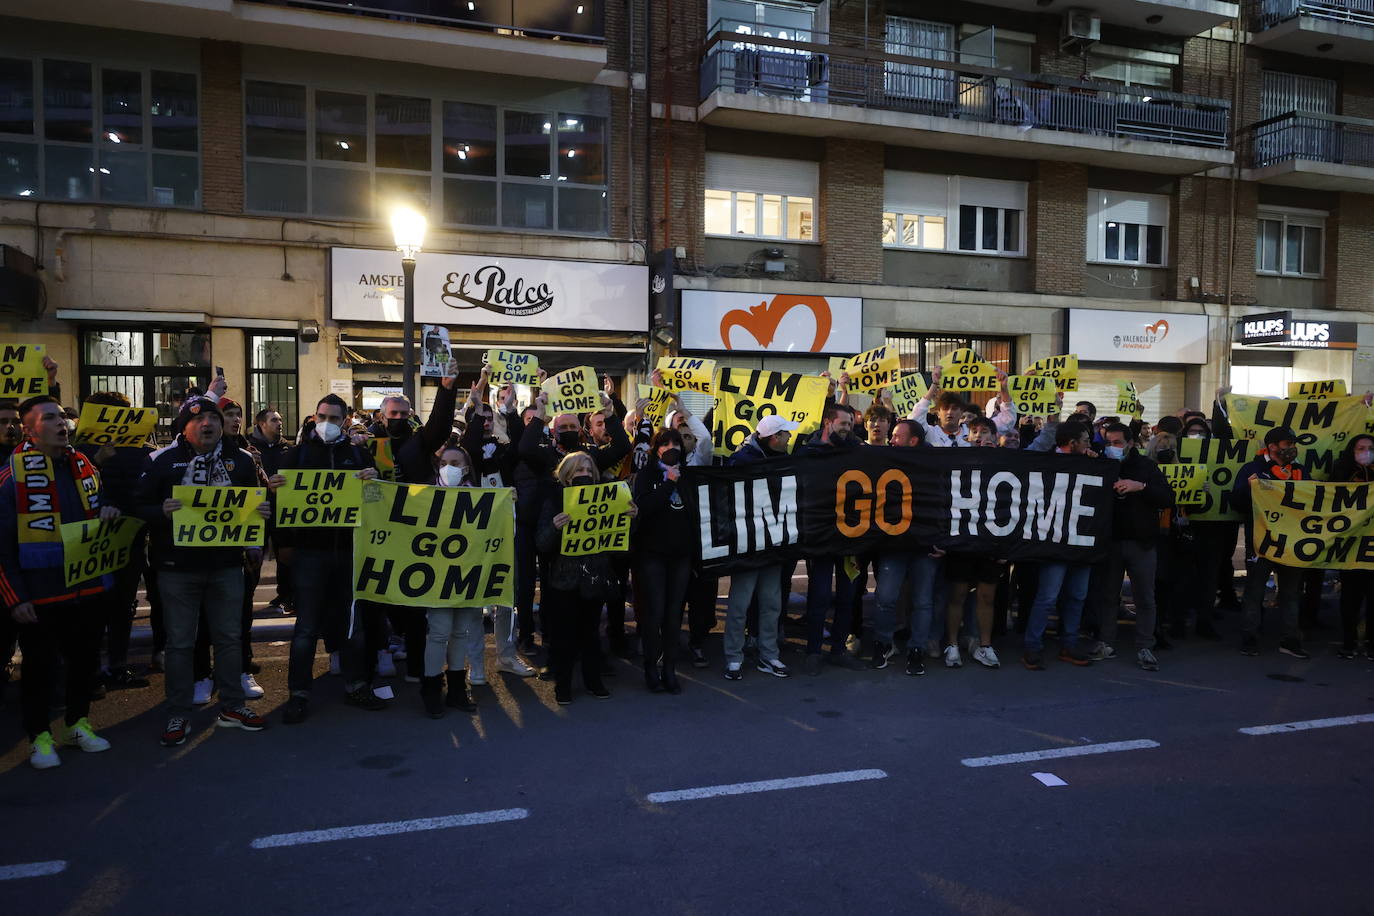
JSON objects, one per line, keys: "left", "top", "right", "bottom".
{"left": 1065, "top": 307, "right": 1210, "bottom": 419}
{"left": 1230, "top": 310, "right": 1360, "bottom": 398}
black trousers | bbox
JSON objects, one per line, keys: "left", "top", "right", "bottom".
{"left": 686, "top": 571, "right": 718, "bottom": 649}
{"left": 101, "top": 528, "right": 146, "bottom": 670}
{"left": 635, "top": 553, "right": 691, "bottom": 672}
{"left": 18, "top": 598, "right": 103, "bottom": 739}
{"left": 545, "top": 585, "right": 605, "bottom": 694}
{"left": 1340, "top": 569, "right": 1374, "bottom": 651}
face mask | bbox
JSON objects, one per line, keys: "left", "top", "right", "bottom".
{"left": 1356, "top": 451, "right": 1374, "bottom": 467}
{"left": 438, "top": 465, "right": 467, "bottom": 487}
{"left": 659, "top": 448, "right": 681, "bottom": 466}
{"left": 316, "top": 421, "right": 341, "bottom": 443}
{"left": 1186, "top": 432, "right": 1205, "bottom": 440}
{"left": 571, "top": 474, "right": 596, "bottom": 487}
{"left": 386, "top": 417, "right": 409, "bottom": 438}
{"left": 1277, "top": 447, "right": 1299, "bottom": 465}
{"left": 1156, "top": 449, "right": 1176, "bottom": 464}
{"left": 557, "top": 430, "right": 582, "bottom": 452}
{"left": 1103, "top": 445, "right": 1126, "bottom": 461}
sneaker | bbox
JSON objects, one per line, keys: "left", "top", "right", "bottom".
{"left": 328, "top": 652, "right": 341, "bottom": 676}
{"left": 757, "top": 658, "right": 790, "bottom": 678}
{"left": 192, "top": 677, "right": 213, "bottom": 706}
{"left": 217, "top": 705, "right": 267, "bottom": 731}
{"left": 845, "top": 634, "right": 862, "bottom": 656}
{"left": 1240, "top": 636, "right": 1260, "bottom": 657}
{"left": 345, "top": 686, "right": 387, "bottom": 711}
{"left": 743, "top": 636, "right": 759, "bottom": 658}
{"left": 1136, "top": 648, "right": 1160, "bottom": 672}
{"left": 973, "top": 646, "right": 1000, "bottom": 669}
{"left": 376, "top": 650, "right": 397, "bottom": 678}
{"left": 1336, "top": 646, "right": 1357, "bottom": 660}
{"left": 905, "top": 648, "right": 926, "bottom": 676}
{"left": 829, "top": 650, "right": 866, "bottom": 671}
{"left": 724, "top": 663, "right": 742, "bottom": 681}
{"left": 62, "top": 717, "right": 111, "bottom": 752}
{"left": 282, "top": 695, "right": 309, "bottom": 724}
{"left": 1086, "top": 641, "right": 1116, "bottom": 661}
{"left": 925, "top": 639, "right": 941, "bottom": 660}
{"left": 496, "top": 655, "right": 536, "bottom": 677}
{"left": 29, "top": 731, "right": 60, "bottom": 769}
{"left": 689, "top": 647, "right": 709, "bottom": 669}
{"left": 803, "top": 653, "right": 825, "bottom": 676}
{"left": 867, "top": 642, "right": 893, "bottom": 670}
{"left": 943, "top": 645, "right": 962, "bottom": 668}
{"left": 241, "top": 673, "right": 265, "bottom": 699}
{"left": 107, "top": 666, "right": 150, "bottom": 689}
{"left": 1058, "top": 646, "right": 1093, "bottom": 666}
{"left": 1278, "top": 640, "right": 1310, "bottom": 660}
{"left": 1022, "top": 650, "right": 1046, "bottom": 671}
{"left": 587, "top": 684, "right": 611, "bottom": 699}
{"left": 160, "top": 715, "right": 190, "bottom": 747}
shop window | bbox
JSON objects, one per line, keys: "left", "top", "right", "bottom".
{"left": 79, "top": 328, "right": 213, "bottom": 440}
{"left": 885, "top": 332, "right": 1016, "bottom": 377}
{"left": 246, "top": 334, "right": 299, "bottom": 436}
{"left": 1257, "top": 209, "right": 1323, "bottom": 278}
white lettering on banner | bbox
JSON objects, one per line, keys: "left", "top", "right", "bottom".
{"left": 949, "top": 470, "right": 1101, "bottom": 545}
{"left": 697, "top": 475, "right": 800, "bottom": 562}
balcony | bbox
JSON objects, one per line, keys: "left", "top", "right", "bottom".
{"left": 1250, "top": 0, "right": 1374, "bottom": 64}
{"left": 0, "top": 0, "right": 606, "bottom": 81}
{"left": 698, "top": 27, "right": 1232, "bottom": 174}
{"left": 1243, "top": 110, "right": 1374, "bottom": 190}
{"left": 972, "top": 0, "right": 1239, "bottom": 37}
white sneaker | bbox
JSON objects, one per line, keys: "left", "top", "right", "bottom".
{"left": 756, "top": 657, "right": 790, "bottom": 678}
{"left": 944, "top": 645, "right": 963, "bottom": 668}
{"left": 192, "top": 677, "right": 214, "bottom": 706}
{"left": 30, "top": 732, "right": 61, "bottom": 769}
{"left": 467, "top": 666, "right": 487, "bottom": 686}
{"left": 241, "top": 673, "right": 265, "bottom": 699}
{"left": 973, "top": 646, "right": 1001, "bottom": 669}
{"left": 62, "top": 718, "right": 111, "bottom": 752}
{"left": 376, "top": 650, "right": 397, "bottom": 677}
{"left": 496, "top": 655, "right": 536, "bottom": 677}
{"left": 328, "top": 652, "right": 341, "bottom": 676}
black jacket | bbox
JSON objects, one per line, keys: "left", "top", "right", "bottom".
{"left": 461, "top": 404, "right": 524, "bottom": 487}
{"left": 135, "top": 437, "right": 265, "bottom": 570}
{"left": 80, "top": 443, "right": 152, "bottom": 515}
{"left": 1233, "top": 454, "right": 1309, "bottom": 553}
{"left": 515, "top": 415, "right": 630, "bottom": 526}
{"left": 275, "top": 430, "right": 376, "bottom": 553}
{"left": 367, "top": 383, "right": 459, "bottom": 484}
{"left": 1109, "top": 449, "right": 1175, "bottom": 542}
{"left": 632, "top": 461, "right": 693, "bottom": 557}
{"left": 247, "top": 429, "right": 290, "bottom": 476}
{"left": 726, "top": 435, "right": 774, "bottom": 466}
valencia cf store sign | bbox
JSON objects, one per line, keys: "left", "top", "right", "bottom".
{"left": 1234, "top": 311, "right": 1358, "bottom": 350}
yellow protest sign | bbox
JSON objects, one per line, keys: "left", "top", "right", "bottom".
{"left": 889, "top": 373, "right": 929, "bottom": 417}
{"left": 0, "top": 342, "right": 46, "bottom": 400}
{"left": 1027, "top": 354, "right": 1079, "bottom": 393}
{"left": 712, "top": 368, "right": 829, "bottom": 457}
{"left": 1252, "top": 479, "right": 1374, "bottom": 569}
{"left": 73, "top": 402, "right": 157, "bottom": 447}
{"left": 1288, "top": 379, "right": 1347, "bottom": 400}
{"left": 561, "top": 481, "right": 633, "bottom": 556}
{"left": 1175, "top": 437, "right": 1250, "bottom": 522}
{"left": 1160, "top": 462, "right": 1207, "bottom": 509}
{"left": 353, "top": 479, "right": 515, "bottom": 608}
{"left": 1008, "top": 375, "right": 1058, "bottom": 416}
{"left": 275, "top": 469, "right": 364, "bottom": 528}
{"left": 832, "top": 345, "right": 901, "bottom": 394}
{"left": 937, "top": 348, "right": 998, "bottom": 393}
{"left": 656, "top": 356, "right": 716, "bottom": 395}
{"left": 636, "top": 384, "right": 674, "bottom": 428}
{"left": 60, "top": 516, "right": 144, "bottom": 587}
{"left": 541, "top": 366, "right": 600, "bottom": 415}
{"left": 486, "top": 349, "right": 540, "bottom": 387}
{"left": 1223, "top": 393, "right": 1374, "bottom": 480}
{"left": 1116, "top": 380, "right": 1144, "bottom": 420}
{"left": 171, "top": 486, "right": 267, "bottom": 547}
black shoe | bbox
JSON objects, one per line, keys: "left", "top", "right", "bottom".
{"left": 344, "top": 686, "right": 387, "bottom": 711}
{"left": 586, "top": 683, "right": 611, "bottom": 699}
{"left": 1240, "top": 636, "right": 1260, "bottom": 657}
{"left": 282, "top": 695, "right": 309, "bottom": 724}
{"left": 420, "top": 676, "right": 445, "bottom": 719}
{"left": 905, "top": 648, "right": 926, "bottom": 677}
{"left": 662, "top": 666, "right": 682, "bottom": 695}
{"left": 1278, "top": 639, "right": 1310, "bottom": 660}
{"left": 689, "top": 647, "right": 709, "bottom": 669}
{"left": 868, "top": 642, "right": 892, "bottom": 670}
{"left": 107, "top": 666, "right": 150, "bottom": 689}
{"left": 1337, "top": 646, "right": 1357, "bottom": 660}
{"left": 829, "top": 650, "right": 867, "bottom": 671}
{"left": 519, "top": 636, "right": 538, "bottom": 655}
{"left": 555, "top": 687, "right": 572, "bottom": 705}
{"left": 644, "top": 668, "right": 666, "bottom": 694}
{"left": 1022, "top": 650, "right": 1046, "bottom": 671}
{"left": 445, "top": 671, "right": 477, "bottom": 712}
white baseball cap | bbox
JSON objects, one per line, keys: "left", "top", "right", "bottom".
{"left": 755, "top": 415, "right": 800, "bottom": 438}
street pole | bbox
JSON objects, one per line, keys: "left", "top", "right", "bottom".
{"left": 401, "top": 256, "right": 417, "bottom": 407}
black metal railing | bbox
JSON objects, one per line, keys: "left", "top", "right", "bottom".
{"left": 700, "top": 27, "right": 1229, "bottom": 150}
{"left": 1245, "top": 110, "right": 1374, "bottom": 168}
{"left": 240, "top": 0, "right": 605, "bottom": 42}
{"left": 1252, "top": 0, "right": 1374, "bottom": 31}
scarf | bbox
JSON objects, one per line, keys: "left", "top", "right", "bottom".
{"left": 10, "top": 438, "right": 100, "bottom": 564}
{"left": 368, "top": 436, "right": 399, "bottom": 481}
{"left": 181, "top": 438, "right": 232, "bottom": 487}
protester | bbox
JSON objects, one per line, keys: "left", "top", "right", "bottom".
{"left": 631, "top": 428, "right": 693, "bottom": 694}
{"left": 937, "top": 417, "right": 1005, "bottom": 670}
{"left": 1332, "top": 434, "right": 1374, "bottom": 660}
{"left": 420, "top": 443, "right": 483, "bottom": 717}
{"left": 250, "top": 408, "right": 293, "bottom": 614}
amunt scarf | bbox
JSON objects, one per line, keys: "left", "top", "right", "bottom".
{"left": 10, "top": 438, "right": 100, "bottom": 565}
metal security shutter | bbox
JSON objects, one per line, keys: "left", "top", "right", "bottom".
{"left": 1261, "top": 71, "right": 1336, "bottom": 118}
{"left": 705, "top": 152, "right": 819, "bottom": 197}
{"left": 1076, "top": 367, "right": 1186, "bottom": 425}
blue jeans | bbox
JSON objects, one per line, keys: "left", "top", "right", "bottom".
{"left": 1024, "top": 561, "right": 1090, "bottom": 653}
{"left": 805, "top": 556, "right": 855, "bottom": 655}
{"left": 874, "top": 551, "right": 940, "bottom": 646}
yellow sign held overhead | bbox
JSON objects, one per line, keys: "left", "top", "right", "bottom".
{"left": 1287, "top": 379, "right": 1347, "bottom": 400}
{"left": 1252, "top": 479, "right": 1374, "bottom": 569}
{"left": 275, "top": 469, "right": 365, "bottom": 528}
{"left": 712, "top": 368, "right": 829, "bottom": 457}
{"left": 73, "top": 402, "right": 157, "bottom": 448}
{"left": 1176, "top": 437, "right": 1250, "bottom": 522}
{"left": 1027, "top": 354, "right": 1079, "bottom": 392}
{"left": 831, "top": 345, "right": 901, "bottom": 394}
{"left": 541, "top": 366, "right": 600, "bottom": 415}
{"left": 656, "top": 357, "right": 716, "bottom": 395}
{"left": 1223, "top": 393, "right": 1374, "bottom": 480}
{"left": 1116, "top": 380, "right": 1144, "bottom": 420}
{"left": 561, "top": 481, "right": 633, "bottom": 556}
{"left": 636, "top": 384, "right": 674, "bottom": 428}
{"left": 938, "top": 348, "right": 999, "bottom": 393}
{"left": 172, "top": 486, "right": 267, "bottom": 547}
{"left": 486, "top": 349, "right": 540, "bottom": 387}
{"left": 60, "top": 516, "right": 144, "bottom": 587}
{"left": 889, "top": 373, "right": 929, "bottom": 417}
{"left": 1007, "top": 375, "right": 1058, "bottom": 416}
{"left": 0, "top": 342, "right": 46, "bottom": 399}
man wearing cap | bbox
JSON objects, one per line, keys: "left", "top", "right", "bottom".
{"left": 135, "top": 396, "right": 271, "bottom": 746}
{"left": 1232, "top": 426, "right": 1311, "bottom": 659}
{"left": 720, "top": 414, "right": 797, "bottom": 680}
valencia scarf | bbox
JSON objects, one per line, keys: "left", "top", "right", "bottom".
{"left": 10, "top": 438, "right": 100, "bottom": 564}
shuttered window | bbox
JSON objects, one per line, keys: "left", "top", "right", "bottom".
{"left": 1087, "top": 189, "right": 1169, "bottom": 267}
{"left": 705, "top": 152, "right": 817, "bottom": 240}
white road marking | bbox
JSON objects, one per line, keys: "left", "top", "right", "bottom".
{"left": 647, "top": 768, "right": 888, "bottom": 803}
{"left": 961, "top": 739, "right": 1160, "bottom": 768}
{"left": 249, "top": 808, "right": 529, "bottom": 849}
{"left": 1032, "top": 772, "right": 1067, "bottom": 787}
{"left": 1238, "top": 713, "right": 1374, "bottom": 736}
{"left": 0, "top": 860, "right": 67, "bottom": 881}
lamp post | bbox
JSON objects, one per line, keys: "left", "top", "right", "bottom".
{"left": 390, "top": 205, "right": 428, "bottom": 407}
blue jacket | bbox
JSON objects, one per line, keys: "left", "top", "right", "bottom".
{"left": 726, "top": 436, "right": 773, "bottom": 466}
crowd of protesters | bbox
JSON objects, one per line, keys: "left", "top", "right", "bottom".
{"left": 2, "top": 354, "right": 1372, "bottom": 771}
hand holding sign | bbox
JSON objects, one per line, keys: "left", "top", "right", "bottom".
{"left": 937, "top": 348, "right": 998, "bottom": 393}
{"left": 485, "top": 349, "right": 540, "bottom": 387}
{"left": 73, "top": 403, "right": 157, "bottom": 447}
{"left": 0, "top": 343, "right": 47, "bottom": 399}
{"left": 541, "top": 366, "right": 600, "bottom": 415}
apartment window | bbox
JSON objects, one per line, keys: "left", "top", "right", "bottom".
{"left": 1087, "top": 189, "right": 1169, "bottom": 267}
{"left": 710, "top": 0, "right": 814, "bottom": 39}
{"left": 0, "top": 58, "right": 199, "bottom": 206}
{"left": 704, "top": 152, "right": 816, "bottom": 241}
{"left": 243, "top": 81, "right": 608, "bottom": 234}
{"left": 1257, "top": 209, "right": 1324, "bottom": 277}
{"left": 246, "top": 334, "right": 299, "bottom": 436}
{"left": 883, "top": 171, "right": 1025, "bottom": 256}
{"left": 1088, "top": 45, "right": 1178, "bottom": 90}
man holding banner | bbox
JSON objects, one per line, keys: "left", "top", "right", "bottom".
{"left": 0, "top": 394, "right": 121, "bottom": 769}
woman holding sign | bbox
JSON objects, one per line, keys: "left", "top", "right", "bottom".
{"left": 631, "top": 428, "right": 692, "bottom": 694}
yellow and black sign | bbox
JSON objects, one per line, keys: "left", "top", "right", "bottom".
{"left": 73, "top": 403, "right": 157, "bottom": 447}
{"left": 1116, "top": 380, "right": 1144, "bottom": 420}
{"left": 1224, "top": 393, "right": 1374, "bottom": 480}
{"left": 636, "top": 384, "right": 674, "bottom": 429}
{"left": 889, "top": 373, "right": 929, "bottom": 418}
{"left": 1287, "top": 379, "right": 1347, "bottom": 400}
{"left": 1027, "top": 353, "right": 1079, "bottom": 392}
{"left": 1008, "top": 375, "right": 1058, "bottom": 416}
{"left": 0, "top": 342, "right": 46, "bottom": 399}
{"left": 1175, "top": 437, "right": 1250, "bottom": 522}
{"left": 486, "top": 349, "right": 540, "bottom": 387}
{"left": 656, "top": 357, "right": 716, "bottom": 395}
{"left": 1160, "top": 462, "right": 1207, "bottom": 509}
{"left": 937, "top": 348, "right": 998, "bottom": 393}
{"left": 275, "top": 469, "right": 365, "bottom": 528}
{"left": 172, "top": 486, "right": 267, "bottom": 547}
{"left": 60, "top": 516, "right": 144, "bottom": 587}
{"left": 712, "top": 368, "right": 829, "bottom": 457}
{"left": 541, "top": 366, "right": 600, "bottom": 415}
{"left": 1252, "top": 479, "right": 1374, "bottom": 569}
{"left": 561, "top": 481, "right": 633, "bottom": 556}
{"left": 830, "top": 346, "right": 901, "bottom": 394}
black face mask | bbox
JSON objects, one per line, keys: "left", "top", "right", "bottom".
{"left": 660, "top": 448, "right": 681, "bottom": 466}
{"left": 557, "top": 430, "right": 583, "bottom": 452}
{"left": 386, "top": 417, "right": 410, "bottom": 439}
{"left": 571, "top": 474, "right": 596, "bottom": 487}
{"left": 1156, "top": 449, "right": 1176, "bottom": 464}
{"left": 1276, "top": 446, "right": 1299, "bottom": 466}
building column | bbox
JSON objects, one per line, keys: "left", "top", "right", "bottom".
{"left": 201, "top": 40, "right": 244, "bottom": 215}
{"left": 1029, "top": 161, "right": 1086, "bottom": 296}
{"left": 819, "top": 137, "right": 883, "bottom": 284}
{"left": 1330, "top": 192, "right": 1374, "bottom": 312}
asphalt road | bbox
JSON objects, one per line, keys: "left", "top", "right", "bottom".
{"left": 2, "top": 592, "right": 1372, "bottom": 915}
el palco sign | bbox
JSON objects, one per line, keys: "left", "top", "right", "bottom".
{"left": 330, "top": 247, "right": 647, "bottom": 333}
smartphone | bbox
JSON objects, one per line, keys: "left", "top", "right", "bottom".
{"left": 215, "top": 365, "right": 225, "bottom": 377}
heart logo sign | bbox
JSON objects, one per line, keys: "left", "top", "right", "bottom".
{"left": 719, "top": 294, "right": 833, "bottom": 352}
{"left": 1145, "top": 319, "right": 1169, "bottom": 340}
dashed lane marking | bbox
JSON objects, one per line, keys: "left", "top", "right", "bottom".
{"left": 1238, "top": 713, "right": 1374, "bottom": 736}
{"left": 249, "top": 808, "right": 530, "bottom": 849}
{"left": 647, "top": 768, "right": 888, "bottom": 803}
{"left": 960, "top": 739, "right": 1160, "bottom": 768}
{"left": 1031, "top": 772, "right": 1068, "bottom": 787}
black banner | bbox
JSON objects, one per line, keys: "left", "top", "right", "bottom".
{"left": 686, "top": 447, "right": 1119, "bottom": 574}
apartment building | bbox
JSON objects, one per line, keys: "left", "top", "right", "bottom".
{"left": 652, "top": 0, "right": 1374, "bottom": 416}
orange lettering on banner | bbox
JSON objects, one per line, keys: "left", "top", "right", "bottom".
{"left": 719, "top": 294, "right": 832, "bottom": 352}
{"left": 874, "top": 469, "right": 912, "bottom": 536}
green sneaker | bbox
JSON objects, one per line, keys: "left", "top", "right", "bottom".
{"left": 30, "top": 731, "right": 61, "bottom": 769}
{"left": 63, "top": 717, "right": 111, "bottom": 753}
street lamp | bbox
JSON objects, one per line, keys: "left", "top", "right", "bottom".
{"left": 390, "top": 205, "right": 427, "bottom": 407}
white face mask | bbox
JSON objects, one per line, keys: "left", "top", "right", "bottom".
{"left": 1356, "top": 450, "right": 1374, "bottom": 467}
{"left": 316, "top": 421, "right": 342, "bottom": 443}
{"left": 1186, "top": 432, "right": 1205, "bottom": 440}
{"left": 438, "top": 464, "right": 467, "bottom": 487}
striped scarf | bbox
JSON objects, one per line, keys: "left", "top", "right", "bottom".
{"left": 10, "top": 438, "right": 100, "bottom": 565}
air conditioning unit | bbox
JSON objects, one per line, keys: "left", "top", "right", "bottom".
{"left": 1063, "top": 9, "right": 1101, "bottom": 42}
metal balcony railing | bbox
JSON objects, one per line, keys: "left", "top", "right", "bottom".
{"left": 699, "top": 25, "right": 1230, "bottom": 150}
{"left": 1245, "top": 110, "right": 1374, "bottom": 168}
{"left": 239, "top": 0, "right": 605, "bottom": 42}
{"left": 1252, "top": 0, "right": 1374, "bottom": 31}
